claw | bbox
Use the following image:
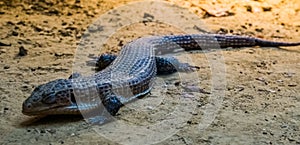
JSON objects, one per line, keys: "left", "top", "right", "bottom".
{"left": 68, "top": 72, "right": 82, "bottom": 79}
{"left": 178, "top": 63, "right": 200, "bottom": 72}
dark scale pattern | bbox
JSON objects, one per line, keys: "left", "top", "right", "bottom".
{"left": 154, "top": 34, "right": 300, "bottom": 54}
{"left": 92, "top": 54, "right": 196, "bottom": 75}
{"left": 22, "top": 34, "right": 300, "bottom": 118}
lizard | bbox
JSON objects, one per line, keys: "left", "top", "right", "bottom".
{"left": 22, "top": 34, "right": 300, "bottom": 124}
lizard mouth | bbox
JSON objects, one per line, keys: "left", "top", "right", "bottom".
{"left": 22, "top": 103, "right": 80, "bottom": 116}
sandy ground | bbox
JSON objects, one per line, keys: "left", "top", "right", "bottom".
{"left": 0, "top": 0, "right": 299, "bottom": 144}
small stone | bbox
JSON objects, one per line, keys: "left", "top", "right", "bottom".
{"left": 255, "top": 28, "right": 264, "bottom": 32}
{"left": 40, "top": 129, "right": 46, "bottom": 133}
{"left": 283, "top": 72, "right": 294, "bottom": 78}
{"left": 32, "top": 25, "right": 43, "bottom": 32}
{"left": 255, "top": 77, "right": 265, "bottom": 82}
{"left": 16, "top": 20, "right": 26, "bottom": 26}
{"left": 62, "top": 22, "right": 67, "bottom": 26}
{"left": 47, "top": 9, "right": 60, "bottom": 15}
{"left": 6, "top": 21, "right": 14, "bottom": 25}
{"left": 67, "top": 12, "right": 73, "bottom": 16}
{"left": 288, "top": 84, "right": 297, "bottom": 87}
{"left": 288, "top": 138, "right": 295, "bottom": 142}
{"left": 58, "top": 29, "right": 72, "bottom": 37}
{"left": 174, "top": 81, "right": 181, "bottom": 86}
{"left": 12, "top": 31, "right": 19, "bottom": 36}
{"left": 245, "top": 5, "right": 252, "bottom": 12}
{"left": 262, "top": 131, "right": 267, "bottom": 135}
{"left": 262, "top": 7, "right": 272, "bottom": 12}
{"left": 46, "top": 129, "right": 56, "bottom": 134}
{"left": 3, "top": 65, "right": 10, "bottom": 69}
{"left": 18, "top": 46, "right": 28, "bottom": 56}
{"left": 0, "top": 41, "right": 11, "bottom": 46}
{"left": 87, "top": 25, "right": 99, "bottom": 33}
{"left": 241, "top": 25, "right": 247, "bottom": 29}
{"left": 218, "top": 28, "right": 228, "bottom": 34}
{"left": 143, "top": 13, "right": 154, "bottom": 23}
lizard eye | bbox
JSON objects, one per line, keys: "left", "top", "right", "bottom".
{"left": 42, "top": 93, "right": 56, "bottom": 104}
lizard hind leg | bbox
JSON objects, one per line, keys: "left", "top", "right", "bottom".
{"left": 156, "top": 56, "right": 200, "bottom": 75}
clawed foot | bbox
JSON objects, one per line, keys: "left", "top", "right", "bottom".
{"left": 178, "top": 63, "right": 200, "bottom": 73}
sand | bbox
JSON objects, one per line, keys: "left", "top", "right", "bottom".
{"left": 0, "top": 0, "right": 299, "bottom": 144}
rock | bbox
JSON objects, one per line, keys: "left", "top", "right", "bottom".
{"left": 288, "top": 84, "right": 297, "bottom": 87}
{"left": 46, "top": 9, "right": 60, "bottom": 15}
{"left": 0, "top": 41, "right": 11, "bottom": 46}
{"left": 245, "top": 5, "right": 252, "bottom": 12}
{"left": 32, "top": 25, "right": 43, "bottom": 32}
{"left": 3, "top": 65, "right": 10, "bottom": 69}
{"left": 143, "top": 13, "right": 154, "bottom": 23}
{"left": 11, "top": 30, "right": 19, "bottom": 36}
{"left": 255, "top": 28, "right": 264, "bottom": 32}
{"left": 262, "top": 7, "right": 272, "bottom": 12}
{"left": 18, "top": 46, "right": 28, "bottom": 56}
{"left": 16, "top": 20, "right": 26, "bottom": 26}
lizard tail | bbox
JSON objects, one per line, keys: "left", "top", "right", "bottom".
{"left": 255, "top": 38, "right": 300, "bottom": 47}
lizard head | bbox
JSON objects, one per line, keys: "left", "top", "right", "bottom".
{"left": 22, "top": 79, "right": 79, "bottom": 115}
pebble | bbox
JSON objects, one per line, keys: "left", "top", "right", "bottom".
{"left": 46, "top": 129, "right": 56, "bottom": 134}
{"left": 58, "top": 29, "right": 72, "bottom": 37}
{"left": 12, "top": 30, "right": 19, "bottom": 36}
{"left": 3, "top": 65, "right": 10, "bottom": 69}
{"left": 0, "top": 41, "right": 11, "bottom": 46}
{"left": 88, "top": 25, "right": 101, "bottom": 33}
{"left": 17, "top": 20, "right": 26, "bottom": 26}
{"left": 288, "top": 84, "right": 297, "bottom": 87}
{"left": 62, "top": 22, "right": 67, "bottom": 26}
{"left": 46, "top": 9, "right": 60, "bottom": 15}
{"left": 31, "top": 24, "right": 43, "bottom": 32}
{"left": 40, "top": 129, "right": 46, "bottom": 133}
{"left": 255, "top": 77, "right": 266, "bottom": 82}
{"left": 143, "top": 13, "right": 154, "bottom": 23}
{"left": 255, "top": 28, "right": 264, "bottom": 32}
{"left": 245, "top": 5, "right": 252, "bottom": 12}
{"left": 283, "top": 72, "right": 294, "bottom": 78}
{"left": 262, "top": 7, "right": 272, "bottom": 12}
{"left": 18, "top": 46, "right": 28, "bottom": 56}
{"left": 6, "top": 21, "right": 14, "bottom": 25}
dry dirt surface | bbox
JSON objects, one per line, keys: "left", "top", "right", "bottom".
{"left": 0, "top": 0, "right": 300, "bottom": 144}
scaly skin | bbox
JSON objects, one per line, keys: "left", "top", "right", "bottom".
{"left": 22, "top": 34, "right": 300, "bottom": 122}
